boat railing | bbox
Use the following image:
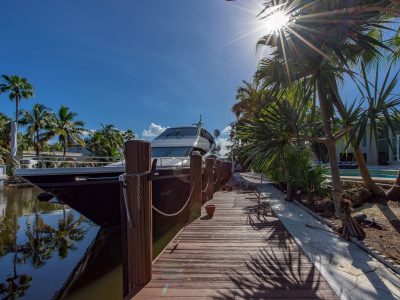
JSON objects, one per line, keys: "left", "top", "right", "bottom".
{"left": 14, "top": 155, "right": 203, "bottom": 169}
{"left": 14, "top": 155, "right": 124, "bottom": 169}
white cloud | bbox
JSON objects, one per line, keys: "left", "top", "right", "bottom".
{"left": 81, "top": 129, "right": 95, "bottom": 138}
{"left": 142, "top": 123, "right": 167, "bottom": 138}
{"left": 217, "top": 138, "right": 233, "bottom": 158}
{"left": 221, "top": 125, "right": 232, "bottom": 137}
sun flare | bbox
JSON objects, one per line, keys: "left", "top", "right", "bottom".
{"left": 263, "top": 11, "right": 289, "bottom": 34}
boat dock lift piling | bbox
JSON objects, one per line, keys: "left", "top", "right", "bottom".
{"left": 121, "top": 140, "right": 337, "bottom": 299}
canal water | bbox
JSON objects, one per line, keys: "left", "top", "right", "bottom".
{"left": 0, "top": 187, "right": 121, "bottom": 300}
{"left": 0, "top": 187, "right": 184, "bottom": 300}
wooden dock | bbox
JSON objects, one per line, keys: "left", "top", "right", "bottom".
{"left": 132, "top": 188, "right": 339, "bottom": 299}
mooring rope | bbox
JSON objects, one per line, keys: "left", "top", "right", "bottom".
{"left": 202, "top": 177, "right": 210, "bottom": 193}
{"left": 213, "top": 174, "right": 219, "bottom": 185}
{"left": 152, "top": 183, "right": 195, "bottom": 217}
{"left": 119, "top": 171, "right": 150, "bottom": 228}
{"left": 120, "top": 170, "right": 200, "bottom": 219}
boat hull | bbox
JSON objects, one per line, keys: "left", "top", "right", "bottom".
{"left": 18, "top": 168, "right": 191, "bottom": 228}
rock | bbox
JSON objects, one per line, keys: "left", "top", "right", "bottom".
{"left": 354, "top": 212, "right": 367, "bottom": 223}
{"left": 353, "top": 212, "right": 384, "bottom": 229}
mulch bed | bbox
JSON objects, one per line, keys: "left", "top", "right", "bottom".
{"left": 315, "top": 199, "right": 400, "bottom": 266}
{"left": 290, "top": 184, "right": 400, "bottom": 266}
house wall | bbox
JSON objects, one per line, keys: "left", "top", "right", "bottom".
{"left": 335, "top": 126, "right": 400, "bottom": 165}
{"left": 335, "top": 126, "right": 379, "bottom": 165}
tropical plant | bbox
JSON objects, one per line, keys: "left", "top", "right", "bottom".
{"left": 353, "top": 62, "right": 400, "bottom": 199}
{"left": 47, "top": 106, "right": 85, "bottom": 156}
{"left": 0, "top": 75, "right": 34, "bottom": 125}
{"left": 254, "top": 0, "right": 399, "bottom": 239}
{"left": 19, "top": 103, "right": 55, "bottom": 156}
{"left": 0, "top": 113, "right": 11, "bottom": 164}
{"left": 236, "top": 94, "right": 314, "bottom": 200}
{"left": 85, "top": 124, "right": 135, "bottom": 157}
{"left": 232, "top": 79, "right": 270, "bottom": 119}
{"left": 122, "top": 129, "right": 135, "bottom": 142}
{"left": 0, "top": 75, "right": 34, "bottom": 159}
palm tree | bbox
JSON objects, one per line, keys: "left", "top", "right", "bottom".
{"left": 0, "top": 113, "right": 11, "bottom": 164}
{"left": 354, "top": 62, "right": 400, "bottom": 199}
{"left": 19, "top": 103, "right": 54, "bottom": 156}
{"left": 122, "top": 129, "right": 135, "bottom": 143}
{"left": 0, "top": 75, "right": 34, "bottom": 126}
{"left": 86, "top": 124, "right": 135, "bottom": 157}
{"left": 254, "top": 1, "right": 398, "bottom": 239}
{"left": 0, "top": 75, "right": 34, "bottom": 160}
{"left": 48, "top": 106, "right": 85, "bottom": 156}
{"left": 236, "top": 89, "right": 317, "bottom": 199}
{"left": 232, "top": 80, "right": 269, "bottom": 119}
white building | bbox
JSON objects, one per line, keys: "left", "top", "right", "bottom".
{"left": 336, "top": 125, "right": 398, "bottom": 165}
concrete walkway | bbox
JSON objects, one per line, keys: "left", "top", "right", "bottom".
{"left": 240, "top": 173, "right": 400, "bottom": 300}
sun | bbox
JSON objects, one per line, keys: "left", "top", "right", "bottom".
{"left": 263, "top": 10, "right": 289, "bottom": 34}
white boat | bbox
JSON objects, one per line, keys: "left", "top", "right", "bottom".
{"left": 16, "top": 125, "right": 216, "bottom": 228}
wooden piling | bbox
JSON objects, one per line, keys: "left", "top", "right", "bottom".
{"left": 122, "top": 140, "right": 152, "bottom": 298}
{"left": 221, "top": 162, "right": 232, "bottom": 185}
{"left": 190, "top": 151, "right": 202, "bottom": 220}
{"left": 205, "top": 157, "right": 214, "bottom": 200}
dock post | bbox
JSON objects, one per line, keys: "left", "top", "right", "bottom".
{"left": 190, "top": 151, "right": 202, "bottom": 220}
{"left": 122, "top": 140, "right": 152, "bottom": 298}
{"left": 221, "top": 162, "right": 232, "bottom": 185}
{"left": 205, "top": 157, "right": 214, "bottom": 200}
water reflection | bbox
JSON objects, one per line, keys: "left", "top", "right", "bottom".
{"left": 0, "top": 188, "right": 98, "bottom": 299}
{"left": 0, "top": 216, "right": 32, "bottom": 300}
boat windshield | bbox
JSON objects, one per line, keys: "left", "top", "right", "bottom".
{"left": 155, "top": 127, "right": 198, "bottom": 139}
{"left": 151, "top": 147, "right": 193, "bottom": 157}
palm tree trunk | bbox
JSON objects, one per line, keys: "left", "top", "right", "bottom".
{"left": 317, "top": 77, "right": 364, "bottom": 240}
{"left": 15, "top": 97, "right": 19, "bottom": 125}
{"left": 284, "top": 163, "right": 292, "bottom": 201}
{"left": 35, "top": 130, "right": 40, "bottom": 156}
{"left": 329, "top": 86, "right": 386, "bottom": 198}
{"left": 386, "top": 170, "right": 400, "bottom": 200}
{"left": 353, "top": 145, "right": 386, "bottom": 198}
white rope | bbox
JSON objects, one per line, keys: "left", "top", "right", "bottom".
{"left": 213, "top": 174, "right": 219, "bottom": 185}
{"left": 120, "top": 170, "right": 198, "bottom": 219}
{"left": 152, "top": 183, "right": 195, "bottom": 217}
{"left": 119, "top": 171, "right": 150, "bottom": 228}
{"left": 202, "top": 177, "right": 210, "bottom": 193}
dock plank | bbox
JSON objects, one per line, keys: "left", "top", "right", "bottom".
{"left": 133, "top": 188, "right": 338, "bottom": 299}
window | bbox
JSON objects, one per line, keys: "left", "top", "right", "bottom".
{"left": 156, "top": 127, "right": 198, "bottom": 139}
{"left": 151, "top": 147, "right": 193, "bottom": 157}
{"left": 200, "top": 129, "right": 214, "bottom": 144}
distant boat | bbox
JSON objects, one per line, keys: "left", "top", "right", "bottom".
{"left": 16, "top": 125, "right": 216, "bottom": 228}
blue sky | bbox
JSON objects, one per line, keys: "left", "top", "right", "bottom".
{"left": 1, "top": 0, "right": 396, "bottom": 144}
{"left": 0, "top": 0, "right": 272, "bottom": 139}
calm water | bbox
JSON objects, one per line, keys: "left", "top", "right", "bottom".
{"left": 0, "top": 187, "right": 184, "bottom": 300}
{"left": 324, "top": 168, "right": 398, "bottom": 179}
{"left": 0, "top": 187, "right": 104, "bottom": 299}
{"left": 338, "top": 169, "right": 397, "bottom": 179}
